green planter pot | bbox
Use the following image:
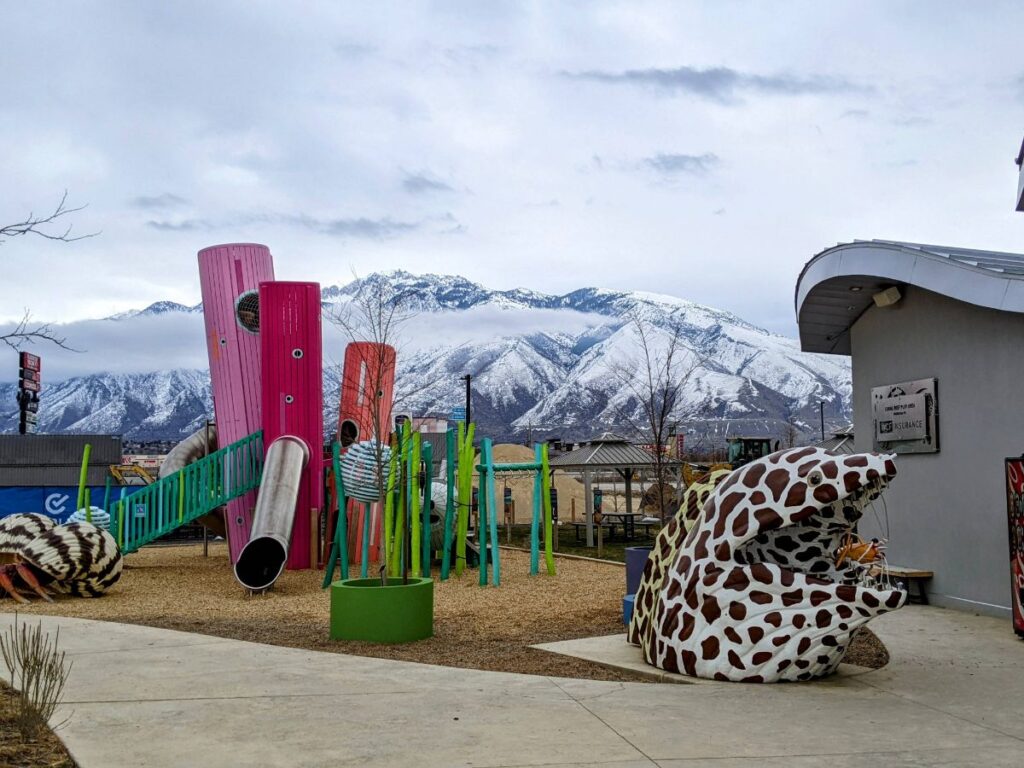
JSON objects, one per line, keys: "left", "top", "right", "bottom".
{"left": 330, "top": 577, "right": 434, "bottom": 643}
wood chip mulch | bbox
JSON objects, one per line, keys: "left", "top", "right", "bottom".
{"left": 11, "top": 542, "right": 888, "bottom": 683}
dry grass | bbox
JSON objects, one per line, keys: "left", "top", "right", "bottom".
{"left": 12, "top": 542, "right": 649, "bottom": 682}
{"left": 0, "top": 681, "right": 75, "bottom": 768}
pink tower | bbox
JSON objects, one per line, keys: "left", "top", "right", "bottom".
{"left": 198, "top": 243, "right": 275, "bottom": 562}
{"left": 259, "top": 281, "right": 324, "bottom": 570}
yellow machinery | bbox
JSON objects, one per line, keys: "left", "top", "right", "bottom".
{"left": 109, "top": 463, "right": 155, "bottom": 486}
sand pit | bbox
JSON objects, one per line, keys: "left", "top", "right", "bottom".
{"left": 12, "top": 542, "right": 649, "bottom": 682}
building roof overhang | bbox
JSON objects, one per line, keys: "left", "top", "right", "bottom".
{"left": 795, "top": 239, "right": 1024, "bottom": 354}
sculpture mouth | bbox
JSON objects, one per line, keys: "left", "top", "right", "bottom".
{"left": 736, "top": 461, "right": 897, "bottom": 589}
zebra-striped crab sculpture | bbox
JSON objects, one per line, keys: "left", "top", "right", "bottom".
{"left": 0, "top": 513, "right": 123, "bottom": 603}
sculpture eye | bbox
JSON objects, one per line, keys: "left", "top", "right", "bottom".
{"left": 807, "top": 470, "right": 823, "bottom": 486}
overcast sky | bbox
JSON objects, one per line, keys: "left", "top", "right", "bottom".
{"left": 3, "top": 1, "right": 1024, "bottom": 336}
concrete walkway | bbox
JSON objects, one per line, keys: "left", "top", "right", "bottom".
{"left": 1, "top": 607, "right": 1022, "bottom": 767}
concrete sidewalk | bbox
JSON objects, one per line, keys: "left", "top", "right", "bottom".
{"left": 1, "top": 607, "right": 1021, "bottom": 767}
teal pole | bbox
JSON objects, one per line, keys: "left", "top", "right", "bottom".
{"left": 440, "top": 428, "right": 456, "bottom": 580}
{"left": 102, "top": 476, "right": 112, "bottom": 513}
{"left": 421, "top": 441, "right": 432, "bottom": 577}
{"left": 478, "top": 463, "right": 488, "bottom": 586}
{"left": 360, "top": 502, "right": 371, "bottom": 579}
{"left": 485, "top": 439, "right": 500, "bottom": 586}
{"left": 530, "top": 444, "right": 541, "bottom": 575}
{"left": 322, "top": 442, "right": 349, "bottom": 588}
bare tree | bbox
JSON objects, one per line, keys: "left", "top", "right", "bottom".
{"left": 782, "top": 418, "right": 800, "bottom": 449}
{"left": 326, "top": 274, "right": 421, "bottom": 563}
{"left": 608, "top": 312, "right": 704, "bottom": 520}
{"left": 1, "top": 192, "right": 96, "bottom": 350}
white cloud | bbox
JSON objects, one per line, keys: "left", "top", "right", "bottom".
{"left": 2, "top": 1, "right": 1023, "bottom": 339}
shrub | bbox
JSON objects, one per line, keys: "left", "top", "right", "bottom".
{"left": 0, "top": 614, "right": 72, "bottom": 740}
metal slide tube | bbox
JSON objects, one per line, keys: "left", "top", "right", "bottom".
{"left": 233, "top": 436, "right": 309, "bottom": 592}
{"left": 159, "top": 425, "right": 218, "bottom": 478}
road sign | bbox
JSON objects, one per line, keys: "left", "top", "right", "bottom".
{"left": 450, "top": 406, "right": 467, "bottom": 422}
{"left": 19, "top": 352, "right": 40, "bottom": 372}
{"left": 19, "top": 378, "right": 40, "bottom": 393}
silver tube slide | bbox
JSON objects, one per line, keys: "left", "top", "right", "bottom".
{"left": 233, "top": 436, "right": 309, "bottom": 592}
{"left": 159, "top": 424, "right": 218, "bottom": 478}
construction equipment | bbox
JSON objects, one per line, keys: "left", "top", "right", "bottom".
{"left": 725, "top": 437, "right": 779, "bottom": 469}
{"left": 110, "top": 463, "right": 155, "bottom": 486}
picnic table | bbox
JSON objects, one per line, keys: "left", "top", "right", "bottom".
{"left": 571, "top": 512, "right": 658, "bottom": 542}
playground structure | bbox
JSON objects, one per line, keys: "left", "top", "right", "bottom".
{"left": 61, "top": 241, "right": 558, "bottom": 604}
{"left": 324, "top": 421, "right": 557, "bottom": 590}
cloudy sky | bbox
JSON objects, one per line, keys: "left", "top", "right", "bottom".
{"left": 3, "top": 1, "right": 1024, "bottom": 336}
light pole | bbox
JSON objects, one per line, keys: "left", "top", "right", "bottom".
{"left": 462, "top": 373, "right": 472, "bottom": 426}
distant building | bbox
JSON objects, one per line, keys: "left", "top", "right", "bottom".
{"left": 796, "top": 239, "right": 1024, "bottom": 617}
{"left": 0, "top": 434, "right": 123, "bottom": 521}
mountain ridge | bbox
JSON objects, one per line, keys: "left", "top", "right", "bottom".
{"left": 2, "top": 271, "right": 851, "bottom": 447}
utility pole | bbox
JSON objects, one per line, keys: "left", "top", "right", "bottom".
{"left": 819, "top": 401, "right": 825, "bottom": 442}
{"left": 462, "top": 373, "right": 472, "bottom": 426}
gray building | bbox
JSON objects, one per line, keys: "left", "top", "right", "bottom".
{"left": 796, "top": 239, "right": 1024, "bottom": 617}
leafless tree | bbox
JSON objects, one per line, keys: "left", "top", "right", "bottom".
{"left": 326, "top": 273, "right": 421, "bottom": 563}
{"left": 783, "top": 418, "right": 800, "bottom": 449}
{"left": 1, "top": 192, "right": 95, "bottom": 351}
{"left": 608, "top": 312, "right": 704, "bottom": 520}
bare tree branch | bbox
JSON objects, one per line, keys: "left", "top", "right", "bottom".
{"left": 0, "top": 191, "right": 100, "bottom": 245}
{"left": 0, "top": 310, "right": 81, "bottom": 352}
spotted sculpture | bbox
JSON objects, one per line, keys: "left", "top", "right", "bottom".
{"left": 629, "top": 447, "right": 906, "bottom": 682}
{"left": 0, "top": 513, "right": 123, "bottom": 603}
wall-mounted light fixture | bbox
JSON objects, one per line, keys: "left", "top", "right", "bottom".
{"left": 873, "top": 286, "right": 902, "bottom": 308}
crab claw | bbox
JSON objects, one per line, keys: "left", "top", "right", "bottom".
{"left": 0, "top": 570, "right": 30, "bottom": 604}
{"left": 15, "top": 564, "right": 53, "bottom": 603}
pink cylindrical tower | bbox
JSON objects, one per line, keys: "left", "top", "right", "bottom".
{"left": 260, "top": 280, "right": 324, "bottom": 570}
{"left": 198, "top": 243, "right": 275, "bottom": 562}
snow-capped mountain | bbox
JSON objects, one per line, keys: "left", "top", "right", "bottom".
{"left": 0, "top": 271, "right": 851, "bottom": 446}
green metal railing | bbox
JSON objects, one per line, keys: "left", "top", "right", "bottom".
{"left": 109, "top": 431, "right": 265, "bottom": 554}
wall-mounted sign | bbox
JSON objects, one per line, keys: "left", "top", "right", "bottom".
{"left": 871, "top": 377, "right": 938, "bottom": 454}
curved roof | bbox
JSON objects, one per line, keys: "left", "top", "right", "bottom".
{"left": 795, "top": 239, "right": 1024, "bottom": 354}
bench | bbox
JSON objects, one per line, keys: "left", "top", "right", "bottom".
{"left": 571, "top": 522, "right": 618, "bottom": 542}
{"left": 873, "top": 565, "right": 934, "bottom": 604}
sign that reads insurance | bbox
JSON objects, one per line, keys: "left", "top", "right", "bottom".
{"left": 874, "top": 393, "right": 927, "bottom": 441}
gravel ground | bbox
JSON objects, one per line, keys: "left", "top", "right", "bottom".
{"left": 10, "top": 542, "right": 888, "bottom": 681}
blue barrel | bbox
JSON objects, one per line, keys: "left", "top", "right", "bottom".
{"left": 625, "top": 546, "right": 653, "bottom": 594}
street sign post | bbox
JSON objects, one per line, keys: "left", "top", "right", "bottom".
{"left": 16, "top": 352, "right": 41, "bottom": 434}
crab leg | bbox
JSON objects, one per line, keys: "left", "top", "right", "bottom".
{"left": 15, "top": 564, "right": 54, "bottom": 603}
{"left": 0, "top": 571, "right": 31, "bottom": 604}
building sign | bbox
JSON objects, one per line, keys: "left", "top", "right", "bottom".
{"left": 16, "top": 352, "right": 41, "bottom": 434}
{"left": 874, "top": 393, "right": 927, "bottom": 441}
{"left": 871, "top": 377, "right": 938, "bottom": 454}
{"left": 1004, "top": 458, "right": 1024, "bottom": 638}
